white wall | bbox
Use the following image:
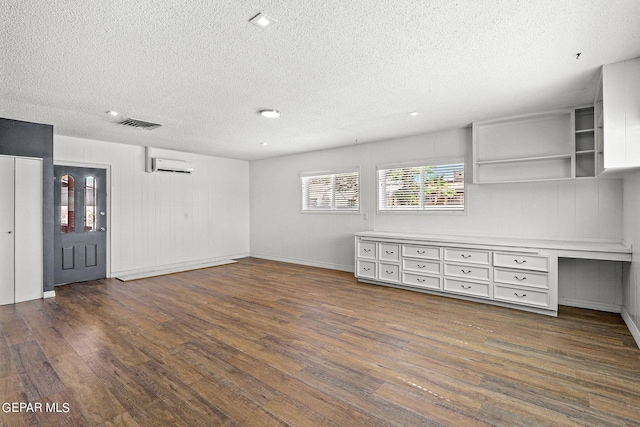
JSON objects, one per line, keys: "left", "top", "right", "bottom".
{"left": 622, "top": 170, "right": 640, "bottom": 345}
{"left": 55, "top": 135, "right": 250, "bottom": 278}
{"left": 251, "top": 127, "right": 625, "bottom": 309}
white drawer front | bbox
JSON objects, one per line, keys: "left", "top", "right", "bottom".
{"left": 357, "top": 241, "right": 377, "bottom": 259}
{"left": 403, "top": 259, "right": 441, "bottom": 275}
{"left": 402, "top": 273, "right": 441, "bottom": 290}
{"left": 379, "top": 243, "right": 400, "bottom": 262}
{"left": 444, "top": 279, "right": 490, "bottom": 298}
{"left": 402, "top": 244, "right": 440, "bottom": 260}
{"left": 444, "top": 248, "right": 490, "bottom": 265}
{"left": 357, "top": 260, "right": 376, "bottom": 279}
{"left": 444, "top": 263, "right": 490, "bottom": 281}
{"left": 494, "top": 285, "right": 550, "bottom": 308}
{"left": 494, "top": 268, "right": 549, "bottom": 289}
{"left": 379, "top": 263, "right": 400, "bottom": 283}
{"left": 494, "top": 252, "right": 549, "bottom": 272}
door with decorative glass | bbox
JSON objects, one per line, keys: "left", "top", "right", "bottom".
{"left": 54, "top": 166, "right": 107, "bottom": 285}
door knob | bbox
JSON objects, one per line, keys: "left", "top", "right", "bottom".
{"left": 7, "top": 231, "right": 11, "bottom": 234}
{"left": 100, "top": 227, "right": 106, "bottom": 232}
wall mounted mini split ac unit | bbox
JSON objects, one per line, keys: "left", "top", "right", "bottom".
{"left": 151, "top": 158, "right": 194, "bottom": 174}
{"left": 144, "top": 147, "right": 194, "bottom": 174}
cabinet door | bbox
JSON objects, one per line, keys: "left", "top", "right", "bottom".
{"left": 602, "top": 58, "right": 640, "bottom": 170}
{"left": 14, "top": 158, "right": 42, "bottom": 303}
{"left": 0, "top": 157, "right": 15, "bottom": 305}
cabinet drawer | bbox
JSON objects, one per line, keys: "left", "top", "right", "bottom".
{"left": 403, "top": 259, "right": 440, "bottom": 275}
{"left": 357, "top": 241, "right": 377, "bottom": 259}
{"left": 356, "top": 260, "right": 376, "bottom": 279}
{"left": 402, "top": 273, "right": 441, "bottom": 290}
{"left": 378, "top": 263, "right": 400, "bottom": 283}
{"left": 444, "top": 248, "right": 490, "bottom": 265}
{"left": 444, "top": 279, "right": 490, "bottom": 298}
{"left": 494, "top": 252, "right": 548, "bottom": 272}
{"left": 494, "top": 285, "right": 550, "bottom": 308}
{"left": 494, "top": 268, "right": 549, "bottom": 289}
{"left": 444, "top": 263, "right": 490, "bottom": 281}
{"left": 402, "top": 244, "right": 440, "bottom": 260}
{"left": 379, "top": 243, "right": 400, "bottom": 262}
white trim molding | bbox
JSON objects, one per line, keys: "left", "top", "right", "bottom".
{"left": 621, "top": 307, "right": 640, "bottom": 349}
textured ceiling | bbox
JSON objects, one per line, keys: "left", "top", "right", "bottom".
{"left": 2, "top": 0, "right": 639, "bottom": 161}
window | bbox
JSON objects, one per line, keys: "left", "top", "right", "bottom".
{"left": 84, "top": 176, "right": 97, "bottom": 232}
{"left": 61, "top": 174, "right": 75, "bottom": 233}
{"left": 378, "top": 160, "right": 465, "bottom": 212}
{"left": 301, "top": 170, "right": 359, "bottom": 212}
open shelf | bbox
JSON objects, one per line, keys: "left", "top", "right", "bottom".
{"left": 574, "top": 106, "right": 595, "bottom": 178}
{"left": 473, "top": 105, "right": 597, "bottom": 183}
{"left": 476, "top": 154, "right": 571, "bottom": 166}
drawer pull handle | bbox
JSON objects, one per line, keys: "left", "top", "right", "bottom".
{"left": 514, "top": 293, "right": 527, "bottom": 298}
{"left": 461, "top": 285, "right": 472, "bottom": 289}
{"left": 417, "top": 250, "right": 426, "bottom": 254}
{"left": 363, "top": 267, "right": 371, "bottom": 271}
{"left": 417, "top": 278, "right": 425, "bottom": 283}
{"left": 514, "top": 259, "right": 527, "bottom": 264}
{"left": 417, "top": 264, "right": 426, "bottom": 268}
{"left": 514, "top": 276, "right": 527, "bottom": 281}
{"left": 363, "top": 249, "right": 371, "bottom": 252}
{"left": 386, "top": 250, "right": 394, "bottom": 254}
{"left": 461, "top": 269, "right": 472, "bottom": 274}
{"left": 385, "top": 270, "right": 394, "bottom": 274}
{"left": 461, "top": 254, "right": 472, "bottom": 258}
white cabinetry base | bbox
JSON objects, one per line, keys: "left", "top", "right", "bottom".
{"left": 354, "top": 232, "right": 631, "bottom": 317}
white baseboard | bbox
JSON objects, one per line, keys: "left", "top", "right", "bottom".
{"left": 114, "top": 255, "right": 247, "bottom": 281}
{"left": 250, "top": 253, "right": 354, "bottom": 273}
{"left": 621, "top": 307, "right": 640, "bottom": 349}
{"left": 558, "top": 297, "right": 621, "bottom": 313}
{"left": 43, "top": 290, "right": 56, "bottom": 299}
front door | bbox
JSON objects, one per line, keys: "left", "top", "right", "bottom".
{"left": 54, "top": 165, "right": 107, "bottom": 285}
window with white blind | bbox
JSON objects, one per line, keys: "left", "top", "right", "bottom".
{"left": 378, "top": 160, "right": 465, "bottom": 212}
{"left": 301, "top": 169, "right": 359, "bottom": 212}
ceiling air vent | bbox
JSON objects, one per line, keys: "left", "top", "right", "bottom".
{"left": 119, "top": 118, "right": 162, "bottom": 130}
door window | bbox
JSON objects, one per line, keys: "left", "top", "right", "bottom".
{"left": 84, "top": 176, "right": 97, "bottom": 232}
{"left": 61, "top": 175, "right": 75, "bottom": 233}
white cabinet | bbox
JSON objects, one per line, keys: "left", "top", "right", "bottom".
{"left": 354, "top": 232, "right": 559, "bottom": 316}
{"left": 595, "top": 57, "right": 640, "bottom": 175}
{"left": 0, "top": 155, "right": 43, "bottom": 305}
{"left": 472, "top": 106, "right": 597, "bottom": 183}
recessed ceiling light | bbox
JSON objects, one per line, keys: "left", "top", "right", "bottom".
{"left": 107, "top": 110, "right": 119, "bottom": 116}
{"left": 259, "top": 109, "right": 280, "bottom": 118}
{"left": 408, "top": 111, "right": 419, "bottom": 117}
{"left": 249, "top": 12, "right": 277, "bottom": 28}
{"left": 261, "top": 142, "right": 268, "bottom": 146}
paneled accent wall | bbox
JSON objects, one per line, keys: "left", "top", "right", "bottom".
{"left": 250, "top": 127, "right": 625, "bottom": 311}
{"left": 55, "top": 135, "right": 250, "bottom": 279}
{"left": 622, "top": 170, "right": 640, "bottom": 345}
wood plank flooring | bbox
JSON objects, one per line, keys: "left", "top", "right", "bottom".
{"left": 1, "top": 257, "right": 639, "bottom": 426}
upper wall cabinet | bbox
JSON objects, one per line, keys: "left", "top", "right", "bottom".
{"left": 595, "top": 57, "right": 640, "bottom": 175}
{"left": 472, "top": 106, "right": 595, "bottom": 184}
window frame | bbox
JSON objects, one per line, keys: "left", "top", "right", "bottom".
{"left": 301, "top": 168, "right": 360, "bottom": 213}
{"left": 376, "top": 158, "right": 466, "bottom": 214}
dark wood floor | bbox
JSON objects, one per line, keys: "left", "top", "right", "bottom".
{"left": 1, "top": 257, "right": 639, "bottom": 426}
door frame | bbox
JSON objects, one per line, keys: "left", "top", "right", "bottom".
{"left": 54, "top": 161, "right": 112, "bottom": 279}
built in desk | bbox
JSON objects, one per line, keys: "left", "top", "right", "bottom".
{"left": 355, "top": 231, "right": 632, "bottom": 316}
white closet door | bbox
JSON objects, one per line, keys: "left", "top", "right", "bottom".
{"left": 0, "top": 156, "right": 15, "bottom": 305}
{"left": 14, "top": 157, "right": 43, "bottom": 303}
